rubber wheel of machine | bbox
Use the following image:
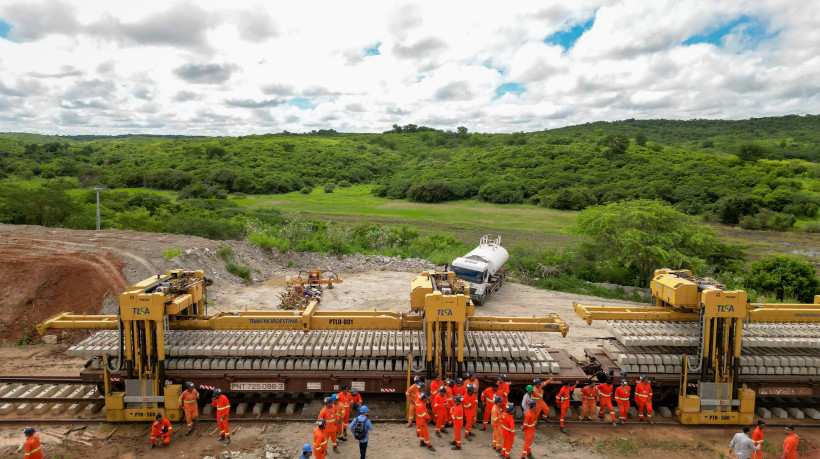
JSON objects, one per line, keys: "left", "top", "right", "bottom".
{"left": 472, "top": 295, "right": 484, "bottom": 306}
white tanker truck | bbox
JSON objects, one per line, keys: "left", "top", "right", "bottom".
{"left": 450, "top": 235, "right": 508, "bottom": 306}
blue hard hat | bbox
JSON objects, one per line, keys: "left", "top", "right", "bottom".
{"left": 498, "top": 374, "right": 506, "bottom": 380}
{"left": 447, "top": 379, "right": 455, "bottom": 385}
{"left": 419, "top": 393, "right": 428, "bottom": 400}
{"left": 416, "top": 382, "right": 425, "bottom": 389}
{"left": 359, "top": 405, "right": 370, "bottom": 414}
{"left": 641, "top": 375, "right": 648, "bottom": 380}
{"left": 466, "top": 384, "right": 474, "bottom": 392}
{"left": 506, "top": 403, "right": 515, "bottom": 413}
{"left": 316, "top": 418, "right": 327, "bottom": 427}
{"left": 454, "top": 395, "right": 463, "bottom": 402}
{"left": 494, "top": 395, "right": 502, "bottom": 403}
{"left": 439, "top": 386, "right": 447, "bottom": 393}
{"left": 456, "top": 377, "right": 463, "bottom": 384}
{"left": 186, "top": 382, "right": 195, "bottom": 388}
{"left": 331, "top": 394, "right": 338, "bottom": 401}
{"left": 302, "top": 444, "right": 312, "bottom": 453}
{"left": 620, "top": 371, "right": 627, "bottom": 378}
{"left": 324, "top": 397, "right": 333, "bottom": 404}
{"left": 467, "top": 371, "right": 475, "bottom": 377}
{"left": 24, "top": 427, "right": 35, "bottom": 435}
{"left": 534, "top": 378, "right": 542, "bottom": 385}
{"left": 212, "top": 388, "right": 221, "bottom": 397}
{"left": 621, "top": 380, "right": 628, "bottom": 385}
{"left": 414, "top": 376, "right": 423, "bottom": 383}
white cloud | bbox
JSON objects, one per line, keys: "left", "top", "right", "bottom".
{"left": 0, "top": 0, "right": 817, "bottom": 134}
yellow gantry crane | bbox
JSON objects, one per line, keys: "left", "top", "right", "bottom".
{"left": 39, "top": 269, "right": 569, "bottom": 421}
{"left": 574, "top": 269, "right": 820, "bottom": 425}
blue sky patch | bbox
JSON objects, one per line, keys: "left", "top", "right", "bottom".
{"left": 544, "top": 17, "right": 595, "bottom": 50}
{"left": 495, "top": 82, "right": 525, "bottom": 99}
{"left": 683, "top": 15, "right": 775, "bottom": 49}
{"left": 289, "top": 97, "right": 316, "bottom": 110}
{"left": 365, "top": 42, "right": 381, "bottom": 56}
{"left": 0, "top": 20, "right": 11, "bottom": 40}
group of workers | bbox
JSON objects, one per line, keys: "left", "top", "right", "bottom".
{"left": 729, "top": 421, "right": 800, "bottom": 459}
{"left": 150, "top": 382, "right": 232, "bottom": 449}
{"left": 308, "top": 385, "right": 368, "bottom": 458}
{"left": 402, "top": 372, "right": 659, "bottom": 458}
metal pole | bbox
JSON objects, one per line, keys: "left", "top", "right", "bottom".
{"left": 96, "top": 189, "right": 101, "bottom": 230}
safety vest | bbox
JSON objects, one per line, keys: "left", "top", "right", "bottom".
{"left": 635, "top": 381, "right": 653, "bottom": 399}
{"left": 597, "top": 384, "right": 613, "bottom": 400}
{"left": 615, "top": 386, "right": 631, "bottom": 402}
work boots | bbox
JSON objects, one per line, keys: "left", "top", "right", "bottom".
{"left": 560, "top": 427, "right": 567, "bottom": 434}
{"left": 620, "top": 419, "right": 625, "bottom": 425}
{"left": 638, "top": 418, "right": 644, "bottom": 422}
{"left": 225, "top": 437, "right": 231, "bottom": 445}
{"left": 435, "top": 431, "right": 442, "bottom": 438}
{"left": 612, "top": 421, "right": 617, "bottom": 426}
{"left": 333, "top": 446, "right": 340, "bottom": 454}
{"left": 649, "top": 419, "right": 655, "bottom": 424}
{"left": 218, "top": 435, "right": 225, "bottom": 441}
{"left": 527, "top": 453, "right": 534, "bottom": 459}
{"left": 150, "top": 445, "right": 155, "bottom": 450}
{"left": 450, "top": 441, "right": 457, "bottom": 446}
{"left": 420, "top": 441, "right": 427, "bottom": 447}
{"left": 585, "top": 416, "right": 593, "bottom": 421}
{"left": 427, "top": 445, "right": 436, "bottom": 452}
{"left": 452, "top": 445, "right": 462, "bottom": 450}
{"left": 185, "top": 428, "right": 193, "bottom": 436}
{"left": 480, "top": 426, "right": 487, "bottom": 431}
{"left": 407, "top": 422, "right": 414, "bottom": 428}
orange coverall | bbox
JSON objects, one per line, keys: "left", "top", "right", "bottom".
{"left": 634, "top": 380, "right": 653, "bottom": 420}
{"left": 151, "top": 418, "right": 173, "bottom": 446}
{"left": 212, "top": 394, "right": 231, "bottom": 438}
{"left": 500, "top": 411, "right": 515, "bottom": 459}
{"left": 498, "top": 381, "right": 510, "bottom": 406}
{"left": 318, "top": 406, "right": 337, "bottom": 448}
{"left": 783, "top": 433, "right": 799, "bottom": 459}
{"left": 450, "top": 404, "right": 465, "bottom": 447}
{"left": 579, "top": 384, "right": 597, "bottom": 419}
{"left": 178, "top": 388, "right": 200, "bottom": 428}
{"left": 332, "top": 401, "right": 344, "bottom": 438}
{"left": 463, "top": 392, "right": 477, "bottom": 435}
{"left": 350, "top": 392, "right": 362, "bottom": 411}
{"left": 24, "top": 435, "right": 43, "bottom": 459}
{"left": 433, "top": 392, "right": 449, "bottom": 434}
{"left": 491, "top": 403, "right": 503, "bottom": 451}
{"left": 445, "top": 386, "right": 455, "bottom": 424}
{"left": 532, "top": 381, "right": 550, "bottom": 420}
{"left": 467, "top": 376, "right": 480, "bottom": 393}
{"left": 521, "top": 409, "right": 537, "bottom": 458}
{"left": 405, "top": 383, "right": 420, "bottom": 423}
{"left": 481, "top": 387, "right": 496, "bottom": 427}
{"left": 430, "top": 378, "right": 443, "bottom": 395}
{"left": 416, "top": 401, "right": 432, "bottom": 446}
{"left": 455, "top": 384, "right": 467, "bottom": 398}
{"left": 555, "top": 384, "right": 576, "bottom": 428}
{"left": 597, "top": 383, "right": 616, "bottom": 421}
{"left": 614, "top": 385, "right": 631, "bottom": 421}
{"left": 313, "top": 426, "right": 327, "bottom": 459}
{"left": 751, "top": 426, "right": 764, "bottom": 459}
{"left": 337, "top": 392, "right": 352, "bottom": 435}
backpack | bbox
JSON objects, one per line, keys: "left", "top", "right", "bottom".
{"left": 353, "top": 419, "right": 367, "bottom": 440}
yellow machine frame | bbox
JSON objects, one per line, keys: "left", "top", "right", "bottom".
{"left": 574, "top": 268, "right": 820, "bottom": 425}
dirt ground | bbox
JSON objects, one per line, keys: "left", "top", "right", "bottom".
{"left": 1, "top": 224, "right": 819, "bottom": 458}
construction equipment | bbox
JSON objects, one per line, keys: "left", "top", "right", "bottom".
{"left": 450, "top": 235, "right": 508, "bottom": 305}
{"left": 574, "top": 269, "right": 820, "bottom": 425}
{"left": 38, "top": 270, "right": 577, "bottom": 421}
{"left": 289, "top": 269, "right": 342, "bottom": 291}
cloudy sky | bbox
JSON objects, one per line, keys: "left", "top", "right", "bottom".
{"left": 0, "top": 0, "right": 818, "bottom": 135}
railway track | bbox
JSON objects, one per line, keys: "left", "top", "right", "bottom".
{"left": 2, "top": 376, "right": 819, "bottom": 427}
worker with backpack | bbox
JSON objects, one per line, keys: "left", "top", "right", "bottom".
{"left": 349, "top": 405, "right": 374, "bottom": 459}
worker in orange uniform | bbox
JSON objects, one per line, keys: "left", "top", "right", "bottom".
{"left": 331, "top": 394, "right": 346, "bottom": 444}
{"left": 433, "top": 386, "right": 449, "bottom": 437}
{"left": 463, "top": 385, "right": 477, "bottom": 439}
{"left": 313, "top": 419, "right": 328, "bottom": 459}
{"left": 445, "top": 379, "right": 456, "bottom": 426}
{"left": 555, "top": 380, "right": 577, "bottom": 434}
{"left": 751, "top": 420, "right": 765, "bottom": 459}
{"left": 578, "top": 381, "right": 597, "bottom": 421}
{"left": 782, "top": 425, "right": 798, "bottom": 459}
{"left": 466, "top": 371, "right": 479, "bottom": 394}
{"left": 450, "top": 395, "right": 465, "bottom": 450}
{"left": 521, "top": 401, "right": 537, "bottom": 459}
{"left": 150, "top": 413, "right": 173, "bottom": 449}
{"left": 23, "top": 427, "right": 43, "bottom": 459}
{"left": 178, "top": 381, "right": 200, "bottom": 435}
{"left": 430, "top": 375, "right": 444, "bottom": 395}
{"left": 454, "top": 378, "right": 467, "bottom": 398}
{"left": 490, "top": 395, "right": 504, "bottom": 453}
{"left": 212, "top": 389, "right": 231, "bottom": 444}
{"left": 337, "top": 387, "right": 352, "bottom": 440}
{"left": 405, "top": 377, "right": 423, "bottom": 427}
{"left": 634, "top": 375, "right": 654, "bottom": 424}
{"left": 597, "top": 379, "right": 616, "bottom": 426}
{"left": 614, "top": 379, "right": 631, "bottom": 424}
{"left": 531, "top": 377, "right": 553, "bottom": 426}
{"left": 500, "top": 403, "right": 516, "bottom": 459}
{"left": 481, "top": 382, "right": 499, "bottom": 430}
{"left": 349, "top": 388, "right": 363, "bottom": 415}
{"left": 497, "top": 374, "right": 510, "bottom": 407}
{"left": 415, "top": 393, "right": 436, "bottom": 451}
{"left": 318, "top": 397, "right": 339, "bottom": 454}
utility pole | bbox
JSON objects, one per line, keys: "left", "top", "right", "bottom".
{"left": 92, "top": 186, "right": 107, "bottom": 230}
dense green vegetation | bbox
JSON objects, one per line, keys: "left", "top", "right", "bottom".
{"left": 0, "top": 115, "right": 817, "bottom": 300}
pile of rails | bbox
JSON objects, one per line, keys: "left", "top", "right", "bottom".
{"left": 601, "top": 321, "right": 820, "bottom": 376}
{"left": 71, "top": 329, "right": 562, "bottom": 375}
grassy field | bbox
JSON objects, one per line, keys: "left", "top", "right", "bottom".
{"left": 233, "top": 185, "right": 579, "bottom": 247}
{"left": 230, "top": 185, "right": 820, "bottom": 267}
